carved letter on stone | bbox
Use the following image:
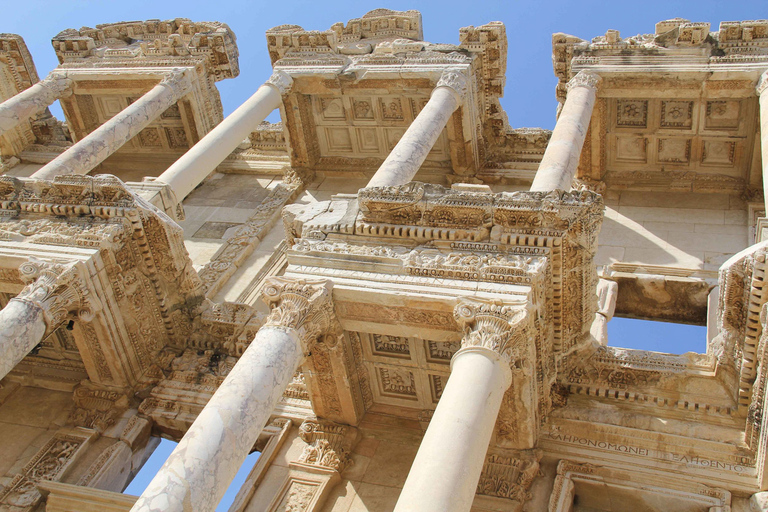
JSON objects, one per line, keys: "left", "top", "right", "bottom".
{"left": 454, "top": 299, "right": 530, "bottom": 365}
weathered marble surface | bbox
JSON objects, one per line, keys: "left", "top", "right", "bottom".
{"left": 394, "top": 347, "right": 511, "bottom": 512}
{"left": 366, "top": 71, "right": 467, "bottom": 188}
{"left": 130, "top": 324, "right": 303, "bottom": 512}
{"left": 590, "top": 278, "right": 617, "bottom": 345}
{"left": 33, "top": 70, "right": 191, "bottom": 180}
{"left": 157, "top": 71, "right": 290, "bottom": 201}
{"left": 0, "top": 73, "right": 72, "bottom": 136}
{"left": 530, "top": 71, "right": 599, "bottom": 192}
{"left": 0, "top": 299, "right": 47, "bottom": 380}
{"left": 759, "top": 71, "right": 768, "bottom": 213}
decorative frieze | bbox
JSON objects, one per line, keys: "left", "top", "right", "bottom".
{"left": 476, "top": 452, "right": 541, "bottom": 502}
{"left": 0, "top": 430, "right": 93, "bottom": 510}
{"left": 51, "top": 19, "right": 239, "bottom": 81}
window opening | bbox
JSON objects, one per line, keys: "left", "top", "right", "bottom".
{"left": 607, "top": 316, "right": 707, "bottom": 355}
{"left": 124, "top": 437, "right": 260, "bottom": 511}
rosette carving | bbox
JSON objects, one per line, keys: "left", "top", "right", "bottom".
{"left": 261, "top": 277, "right": 335, "bottom": 351}
{"left": 454, "top": 299, "right": 530, "bottom": 365}
{"left": 13, "top": 257, "right": 100, "bottom": 335}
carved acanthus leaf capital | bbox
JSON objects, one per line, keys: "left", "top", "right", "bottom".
{"left": 566, "top": 71, "right": 601, "bottom": 92}
{"left": 757, "top": 71, "right": 768, "bottom": 96}
{"left": 267, "top": 70, "right": 294, "bottom": 95}
{"left": 262, "top": 277, "right": 335, "bottom": 352}
{"left": 454, "top": 299, "right": 530, "bottom": 365}
{"left": 40, "top": 72, "right": 74, "bottom": 98}
{"left": 296, "top": 419, "right": 359, "bottom": 473}
{"left": 436, "top": 70, "right": 469, "bottom": 101}
{"left": 159, "top": 68, "right": 193, "bottom": 99}
{"left": 13, "top": 258, "right": 100, "bottom": 334}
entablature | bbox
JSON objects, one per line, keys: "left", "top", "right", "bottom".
{"left": 0, "top": 174, "right": 203, "bottom": 389}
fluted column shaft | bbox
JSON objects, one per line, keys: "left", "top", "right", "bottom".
{"left": 394, "top": 300, "right": 528, "bottom": 512}
{"left": 156, "top": 70, "right": 293, "bottom": 201}
{"left": 32, "top": 70, "right": 192, "bottom": 180}
{"left": 0, "top": 73, "right": 73, "bottom": 136}
{"left": 758, "top": 72, "right": 768, "bottom": 214}
{"left": 0, "top": 258, "right": 96, "bottom": 381}
{"left": 130, "top": 278, "right": 334, "bottom": 512}
{"left": 367, "top": 70, "right": 468, "bottom": 188}
{"left": 530, "top": 71, "right": 600, "bottom": 192}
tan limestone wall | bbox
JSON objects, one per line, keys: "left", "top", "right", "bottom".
{"left": 597, "top": 191, "right": 749, "bottom": 273}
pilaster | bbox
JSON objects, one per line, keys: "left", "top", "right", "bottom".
{"left": 266, "top": 419, "right": 359, "bottom": 512}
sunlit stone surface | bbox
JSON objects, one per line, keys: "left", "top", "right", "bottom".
{"left": 0, "top": 11, "right": 767, "bottom": 512}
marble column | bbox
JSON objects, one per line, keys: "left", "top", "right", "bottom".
{"left": 366, "top": 70, "right": 468, "bottom": 188}
{"left": 130, "top": 277, "right": 334, "bottom": 512}
{"left": 758, "top": 71, "right": 768, "bottom": 214}
{"left": 32, "top": 69, "right": 192, "bottom": 181}
{"left": 0, "top": 258, "right": 96, "bottom": 380}
{"left": 590, "top": 278, "right": 617, "bottom": 346}
{"left": 0, "top": 72, "right": 73, "bottom": 136}
{"left": 156, "top": 70, "right": 293, "bottom": 201}
{"left": 394, "top": 299, "right": 529, "bottom": 512}
{"left": 530, "top": 71, "right": 601, "bottom": 192}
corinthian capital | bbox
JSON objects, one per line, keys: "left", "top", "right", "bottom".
{"left": 454, "top": 299, "right": 530, "bottom": 365}
{"left": 757, "top": 71, "right": 768, "bottom": 96}
{"left": 296, "top": 419, "right": 359, "bottom": 473}
{"left": 266, "top": 70, "right": 294, "bottom": 95}
{"left": 13, "top": 258, "right": 100, "bottom": 334}
{"left": 159, "top": 68, "right": 193, "bottom": 99}
{"left": 566, "top": 71, "right": 601, "bottom": 92}
{"left": 436, "top": 70, "right": 469, "bottom": 101}
{"left": 40, "top": 72, "right": 74, "bottom": 98}
{"left": 262, "top": 277, "right": 335, "bottom": 351}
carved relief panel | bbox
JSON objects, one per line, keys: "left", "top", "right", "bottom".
{"left": 312, "top": 93, "right": 449, "bottom": 162}
{"left": 352, "top": 331, "right": 455, "bottom": 413}
{"left": 606, "top": 94, "right": 756, "bottom": 181}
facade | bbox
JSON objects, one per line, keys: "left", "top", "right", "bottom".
{"left": 0, "top": 8, "right": 767, "bottom": 511}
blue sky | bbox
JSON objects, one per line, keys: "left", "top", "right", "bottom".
{"left": 3, "top": 1, "right": 756, "bottom": 508}
{"left": 4, "top": 0, "right": 766, "bottom": 129}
